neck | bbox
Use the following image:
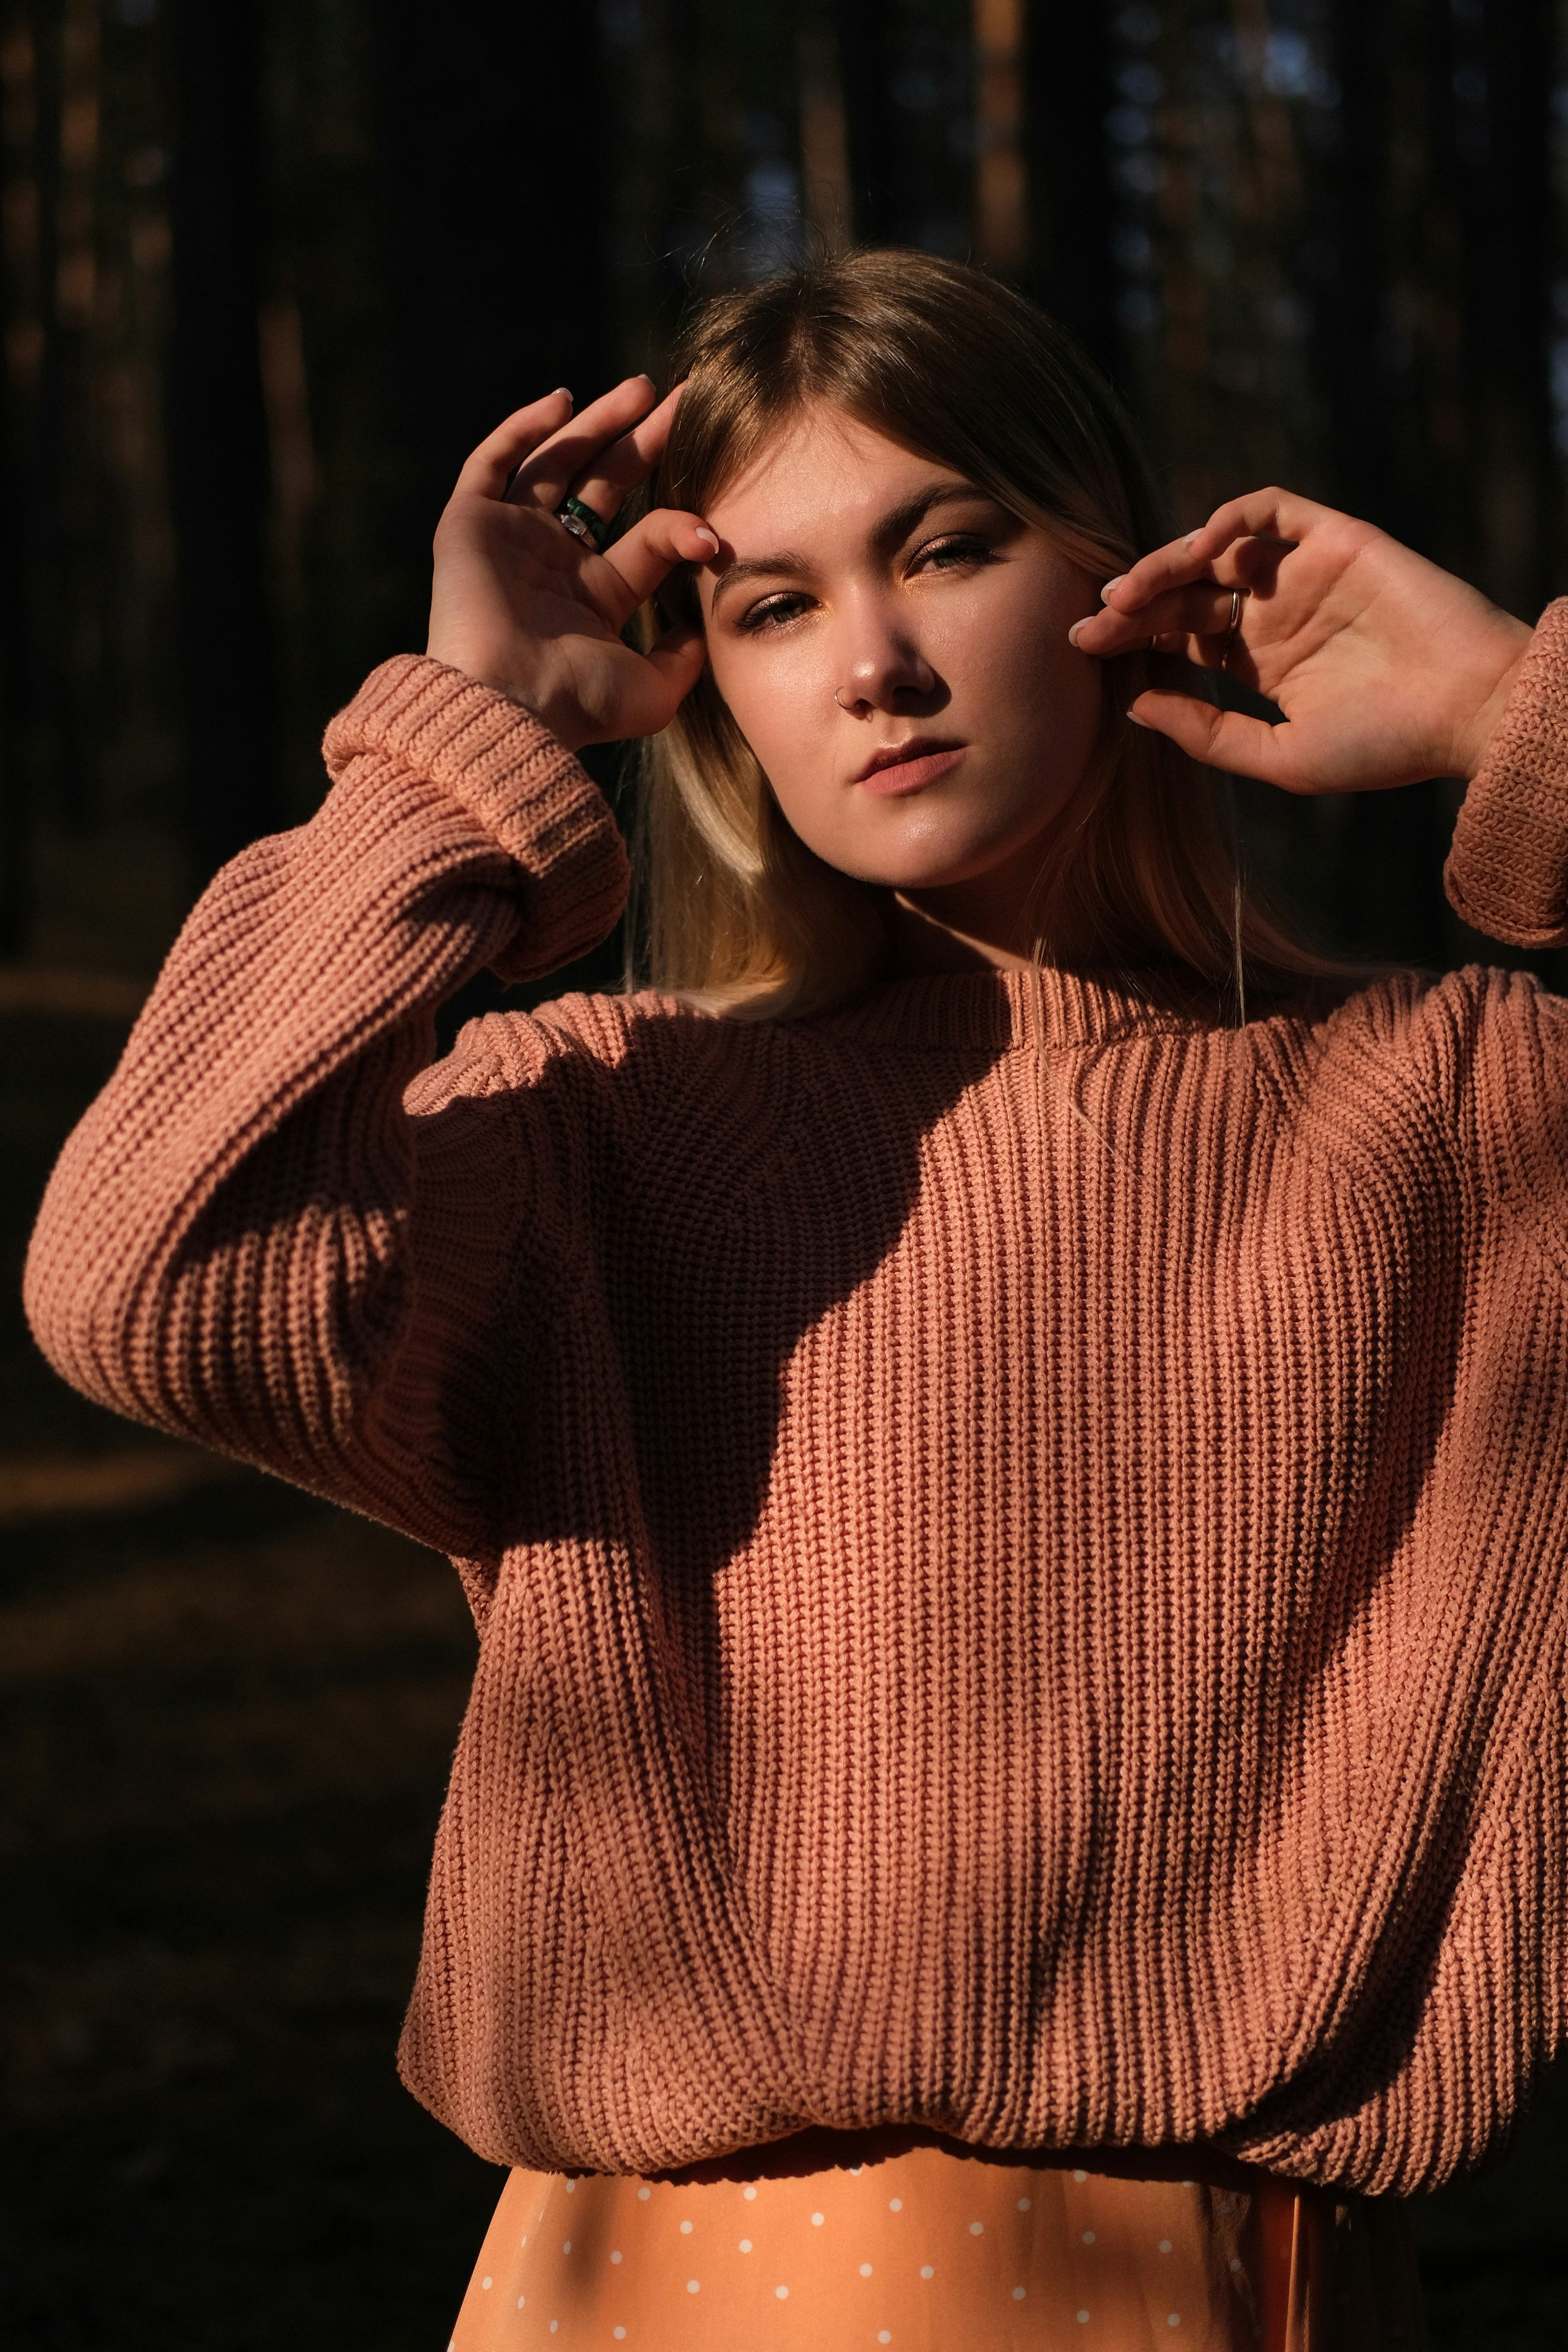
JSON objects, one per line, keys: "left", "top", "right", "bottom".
{"left": 887, "top": 858, "right": 1105, "bottom": 980}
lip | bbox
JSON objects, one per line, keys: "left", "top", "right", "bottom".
{"left": 853, "top": 739, "right": 967, "bottom": 796}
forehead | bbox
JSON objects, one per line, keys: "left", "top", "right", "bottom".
{"left": 704, "top": 402, "right": 971, "bottom": 545}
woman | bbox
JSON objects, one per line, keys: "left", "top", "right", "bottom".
{"left": 25, "top": 250, "right": 1567, "bottom": 2350}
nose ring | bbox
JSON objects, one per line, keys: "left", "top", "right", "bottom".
{"left": 834, "top": 687, "right": 854, "bottom": 712}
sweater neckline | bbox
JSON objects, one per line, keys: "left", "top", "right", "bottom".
{"left": 808, "top": 964, "right": 1239, "bottom": 1050}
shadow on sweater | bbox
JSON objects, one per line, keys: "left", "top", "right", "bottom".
{"left": 505, "top": 1000, "right": 999, "bottom": 1747}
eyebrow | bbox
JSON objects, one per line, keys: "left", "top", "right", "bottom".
{"left": 708, "top": 481, "right": 994, "bottom": 618}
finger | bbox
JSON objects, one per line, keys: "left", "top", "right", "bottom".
{"left": 568, "top": 384, "right": 683, "bottom": 524}
{"left": 507, "top": 375, "right": 661, "bottom": 511}
{"left": 575, "top": 625, "right": 706, "bottom": 748}
{"left": 1128, "top": 689, "right": 1298, "bottom": 786}
{"left": 1071, "top": 582, "right": 1239, "bottom": 656}
{"left": 594, "top": 507, "right": 718, "bottom": 626}
{"left": 1096, "top": 539, "right": 1244, "bottom": 620}
{"left": 452, "top": 391, "right": 576, "bottom": 500}
{"left": 1102, "top": 491, "right": 1319, "bottom": 616}
{"left": 643, "top": 622, "right": 706, "bottom": 700}
{"left": 1182, "top": 485, "right": 1333, "bottom": 568}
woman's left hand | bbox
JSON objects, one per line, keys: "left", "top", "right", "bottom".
{"left": 1067, "top": 488, "right": 1534, "bottom": 793}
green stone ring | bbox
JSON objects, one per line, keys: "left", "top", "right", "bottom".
{"left": 556, "top": 495, "right": 610, "bottom": 554}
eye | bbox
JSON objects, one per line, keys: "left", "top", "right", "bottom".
{"left": 735, "top": 590, "right": 814, "bottom": 634}
{"left": 911, "top": 531, "right": 996, "bottom": 574}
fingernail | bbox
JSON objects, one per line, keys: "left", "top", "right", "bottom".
{"left": 693, "top": 526, "right": 718, "bottom": 553}
{"left": 554, "top": 386, "right": 573, "bottom": 404}
{"left": 1183, "top": 530, "right": 1202, "bottom": 548}
{"left": 1067, "top": 620, "right": 1085, "bottom": 645}
{"left": 1100, "top": 575, "right": 1127, "bottom": 603}
{"left": 1126, "top": 709, "right": 1150, "bottom": 728}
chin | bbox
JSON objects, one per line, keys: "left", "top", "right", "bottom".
{"left": 823, "top": 849, "right": 984, "bottom": 891}
{"left": 843, "top": 831, "right": 1041, "bottom": 895}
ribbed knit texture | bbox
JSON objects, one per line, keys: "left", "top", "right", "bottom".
{"left": 1447, "top": 596, "right": 1568, "bottom": 943}
{"left": 24, "top": 627, "right": 1568, "bottom": 2196}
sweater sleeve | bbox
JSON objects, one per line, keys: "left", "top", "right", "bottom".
{"left": 21, "top": 653, "right": 629, "bottom": 1557}
{"left": 1445, "top": 597, "right": 1568, "bottom": 947}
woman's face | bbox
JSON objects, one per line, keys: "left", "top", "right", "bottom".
{"left": 695, "top": 402, "right": 1106, "bottom": 920}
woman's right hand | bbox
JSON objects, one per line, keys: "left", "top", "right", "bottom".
{"left": 425, "top": 376, "right": 715, "bottom": 750}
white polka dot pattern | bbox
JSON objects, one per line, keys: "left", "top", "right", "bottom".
{"left": 444, "top": 2143, "right": 1417, "bottom": 2350}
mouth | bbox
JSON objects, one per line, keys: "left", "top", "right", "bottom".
{"left": 853, "top": 738, "right": 967, "bottom": 796}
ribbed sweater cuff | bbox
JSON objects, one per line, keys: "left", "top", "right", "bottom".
{"left": 1445, "top": 597, "right": 1568, "bottom": 948}
{"left": 322, "top": 654, "right": 631, "bottom": 982}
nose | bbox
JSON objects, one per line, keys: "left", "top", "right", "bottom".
{"left": 830, "top": 599, "right": 940, "bottom": 716}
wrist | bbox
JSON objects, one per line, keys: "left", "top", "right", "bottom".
{"left": 423, "top": 638, "right": 586, "bottom": 750}
{"left": 1451, "top": 616, "right": 1535, "bottom": 781}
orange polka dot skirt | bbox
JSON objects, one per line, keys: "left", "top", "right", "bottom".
{"left": 448, "top": 2142, "right": 1426, "bottom": 2351}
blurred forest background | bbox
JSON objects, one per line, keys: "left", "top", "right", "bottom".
{"left": 5, "top": 0, "right": 1568, "bottom": 2347}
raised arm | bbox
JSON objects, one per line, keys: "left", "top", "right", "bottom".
{"left": 23, "top": 379, "right": 718, "bottom": 1557}
{"left": 1068, "top": 485, "right": 1568, "bottom": 946}
{"left": 22, "top": 657, "right": 625, "bottom": 1554}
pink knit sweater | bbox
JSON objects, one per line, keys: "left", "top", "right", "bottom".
{"left": 25, "top": 610, "right": 1568, "bottom": 2196}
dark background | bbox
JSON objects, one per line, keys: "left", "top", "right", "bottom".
{"left": 4, "top": 1, "right": 1568, "bottom": 2345}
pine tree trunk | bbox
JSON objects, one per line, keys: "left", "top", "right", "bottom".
{"left": 165, "top": 0, "right": 279, "bottom": 883}
{"left": 0, "top": 1, "right": 44, "bottom": 953}
{"left": 832, "top": 0, "right": 895, "bottom": 242}
{"left": 1024, "top": 0, "right": 1119, "bottom": 382}
{"left": 1312, "top": 0, "right": 1401, "bottom": 535}
{"left": 1473, "top": 0, "right": 1554, "bottom": 617}
{"left": 369, "top": 0, "right": 609, "bottom": 649}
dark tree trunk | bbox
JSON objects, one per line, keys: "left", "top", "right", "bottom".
{"left": 833, "top": 0, "right": 895, "bottom": 243}
{"left": 1023, "top": 0, "right": 1120, "bottom": 385}
{"left": 0, "top": 415, "right": 24, "bottom": 958}
{"left": 1310, "top": 0, "right": 1502, "bottom": 972}
{"left": 660, "top": 0, "right": 709, "bottom": 318}
{"left": 1416, "top": 0, "right": 1474, "bottom": 577}
{"left": 1473, "top": 0, "right": 1555, "bottom": 617}
{"left": 1313, "top": 0, "right": 1402, "bottom": 537}
{"left": 0, "top": 1, "right": 50, "bottom": 955}
{"left": 372, "top": 1, "right": 613, "bottom": 1024}
{"left": 166, "top": 0, "right": 279, "bottom": 884}
{"left": 369, "top": 0, "right": 609, "bottom": 652}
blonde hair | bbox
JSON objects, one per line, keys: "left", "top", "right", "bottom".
{"left": 634, "top": 249, "right": 1328, "bottom": 1019}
